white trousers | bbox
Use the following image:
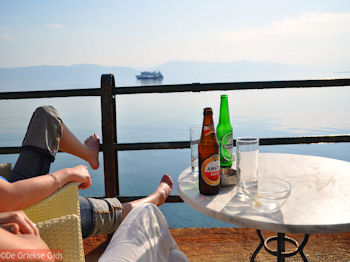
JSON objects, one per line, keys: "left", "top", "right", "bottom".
{"left": 98, "top": 203, "right": 189, "bottom": 262}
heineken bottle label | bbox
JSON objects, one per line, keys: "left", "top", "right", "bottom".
{"left": 201, "top": 154, "right": 220, "bottom": 186}
{"left": 221, "top": 132, "right": 234, "bottom": 161}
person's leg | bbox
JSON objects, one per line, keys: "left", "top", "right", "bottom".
{"left": 98, "top": 203, "right": 189, "bottom": 262}
{"left": 8, "top": 106, "right": 100, "bottom": 182}
{"left": 86, "top": 174, "right": 174, "bottom": 237}
{"left": 58, "top": 124, "right": 100, "bottom": 170}
{"left": 6, "top": 106, "right": 98, "bottom": 238}
{"left": 8, "top": 106, "right": 63, "bottom": 182}
{"left": 120, "top": 174, "right": 173, "bottom": 219}
{"left": 79, "top": 196, "right": 95, "bottom": 239}
{"left": 7, "top": 106, "right": 175, "bottom": 242}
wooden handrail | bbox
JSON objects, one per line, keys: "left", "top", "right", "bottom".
{"left": 114, "top": 78, "right": 350, "bottom": 95}
{"left": 1, "top": 78, "right": 350, "bottom": 99}
{"left": 2, "top": 135, "right": 350, "bottom": 154}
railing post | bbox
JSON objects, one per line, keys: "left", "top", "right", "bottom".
{"left": 100, "top": 74, "right": 119, "bottom": 197}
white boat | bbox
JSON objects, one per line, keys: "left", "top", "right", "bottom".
{"left": 136, "top": 71, "right": 163, "bottom": 80}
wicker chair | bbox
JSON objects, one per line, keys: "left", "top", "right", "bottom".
{"left": 1, "top": 163, "right": 85, "bottom": 262}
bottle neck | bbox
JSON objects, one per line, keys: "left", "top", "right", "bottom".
{"left": 202, "top": 108, "right": 215, "bottom": 136}
{"left": 203, "top": 110, "right": 214, "bottom": 126}
{"left": 219, "top": 96, "right": 230, "bottom": 124}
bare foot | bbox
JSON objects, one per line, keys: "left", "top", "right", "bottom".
{"left": 153, "top": 174, "right": 174, "bottom": 206}
{"left": 84, "top": 133, "right": 100, "bottom": 170}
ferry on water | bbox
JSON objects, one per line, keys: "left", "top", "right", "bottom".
{"left": 136, "top": 71, "right": 164, "bottom": 80}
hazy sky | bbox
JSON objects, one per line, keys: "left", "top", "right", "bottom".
{"left": 0, "top": 0, "right": 349, "bottom": 69}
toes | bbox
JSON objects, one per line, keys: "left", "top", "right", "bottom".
{"left": 161, "top": 174, "right": 172, "bottom": 182}
{"left": 160, "top": 174, "right": 174, "bottom": 192}
{"left": 162, "top": 174, "right": 174, "bottom": 189}
{"left": 84, "top": 134, "right": 100, "bottom": 146}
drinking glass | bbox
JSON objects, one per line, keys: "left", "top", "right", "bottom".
{"left": 190, "top": 127, "right": 201, "bottom": 174}
{"left": 236, "top": 137, "right": 259, "bottom": 199}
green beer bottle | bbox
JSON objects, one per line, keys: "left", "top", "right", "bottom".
{"left": 216, "top": 95, "right": 234, "bottom": 168}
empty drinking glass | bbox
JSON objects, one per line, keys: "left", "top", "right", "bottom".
{"left": 190, "top": 127, "right": 201, "bottom": 174}
{"left": 236, "top": 137, "right": 259, "bottom": 199}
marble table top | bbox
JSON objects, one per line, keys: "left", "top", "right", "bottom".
{"left": 178, "top": 153, "right": 350, "bottom": 234}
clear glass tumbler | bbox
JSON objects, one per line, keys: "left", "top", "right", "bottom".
{"left": 190, "top": 126, "right": 201, "bottom": 174}
{"left": 236, "top": 137, "right": 259, "bottom": 199}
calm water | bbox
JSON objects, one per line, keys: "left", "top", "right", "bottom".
{"left": 1, "top": 76, "right": 350, "bottom": 228}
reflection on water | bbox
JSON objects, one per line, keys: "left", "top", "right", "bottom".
{"left": 136, "top": 78, "right": 163, "bottom": 86}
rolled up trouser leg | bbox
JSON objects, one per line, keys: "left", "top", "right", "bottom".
{"left": 88, "top": 197, "right": 124, "bottom": 236}
{"left": 8, "top": 106, "right": 63, "bottom": 182}
{"left": 21, "top": 106, "right": 63, "bottom": 160}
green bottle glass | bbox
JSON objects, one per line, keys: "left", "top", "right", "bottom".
{"left": 216, "top": 95, "right": 234, "bottom": 168}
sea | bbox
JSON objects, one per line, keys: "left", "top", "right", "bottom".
{"left": 1, "top": 71, "right": 350, "bottom": 228}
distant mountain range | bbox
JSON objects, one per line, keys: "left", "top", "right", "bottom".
{"left": 0, "top": 64, "right": 139, "bottom": 91}
{"left": 158, "top": 61, "right": 307, "bottom": 81}
{"left": 0, "top": 61, "right": 347, "bottom": 92}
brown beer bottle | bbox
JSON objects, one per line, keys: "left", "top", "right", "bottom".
{"left": 198, "top": 107, "right": 220, "bottom": 195}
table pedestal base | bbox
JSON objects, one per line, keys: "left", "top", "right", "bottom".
{"left": 251, "top": 230, "right": 309, "bottom": 262}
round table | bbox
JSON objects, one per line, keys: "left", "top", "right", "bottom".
{"left": 178, "top": 153, "right": 350, "bottom": 261}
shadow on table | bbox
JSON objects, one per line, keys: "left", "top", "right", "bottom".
{"left": 223, "top": 192, "right": 285, "bottom": 224}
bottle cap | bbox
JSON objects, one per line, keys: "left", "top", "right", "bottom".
{"left": 203, "top": 107, "right": 213, "bottom": 114}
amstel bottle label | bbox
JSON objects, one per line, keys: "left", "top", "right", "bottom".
{"left": 221, "top": 132, "right": 234, "bottom": 161}
{"left": 201, "top": 154, "right": 220, "bottom": 186}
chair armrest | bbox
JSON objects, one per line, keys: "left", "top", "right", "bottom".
{"left": 37, "top": 214, "right": 85, "bottom": 262}
{"left": 24, "top": 182, "right": 80, "bottom": 223}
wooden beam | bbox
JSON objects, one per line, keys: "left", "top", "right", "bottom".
{"left": 1, "top": 78, "right": 350, "bottom": 99}
{"left": 101, "top": 74, "right": 119, "bottom": 197}
{"left": 0, "top": 88, "right": 100, "bottom": 100}
{"left": 114, "top": 78, "right": 350, "bottom": 95}
{"left": 1, "top": 135, "right": 350, "bottom": 154}
{"left": 118, "top": 195, "right": 183, "bottom": 203}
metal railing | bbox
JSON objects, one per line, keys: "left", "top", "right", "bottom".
{"left": 1, "top": 76, "right": 350, "bottom": 203}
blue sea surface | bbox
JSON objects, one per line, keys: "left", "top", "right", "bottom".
{"left": 1, "top": 76, "right": 350, "bottom": 228}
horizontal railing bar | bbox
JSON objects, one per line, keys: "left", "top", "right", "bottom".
{"left": 0, "top": 146, "right": 104, "bottom": 155}
{"left": 1, "top": 78, "right": 350, "bottom": 100}
{"left": 0, "top": 88, "right": 101, "bottom": 100}
{"left": 118, "top": 195, "right": 183, "bottom": 203}
{"left": 116, "top": 134, "right": 350, "bottom": 150}
{"left": 0, "top": 142, "right": 189, "bottom": 154}
{"left": 114, "top": 78, "right": 350, "bottom": 95}
{"left": 0, "top": 147, "right": 20, "bottom": 154}
{"left": 259, "top": 135, "right": 350, "bottom": 145}
{"left": 117, "top": 141, "right": 190, "bottom": 151}
{"left": 1, "top": 135, "right": 349, "bottom": 154}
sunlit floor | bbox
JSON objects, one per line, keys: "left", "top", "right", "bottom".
{"left": 84, "top": 227, "right": 350, "bottom": 262}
